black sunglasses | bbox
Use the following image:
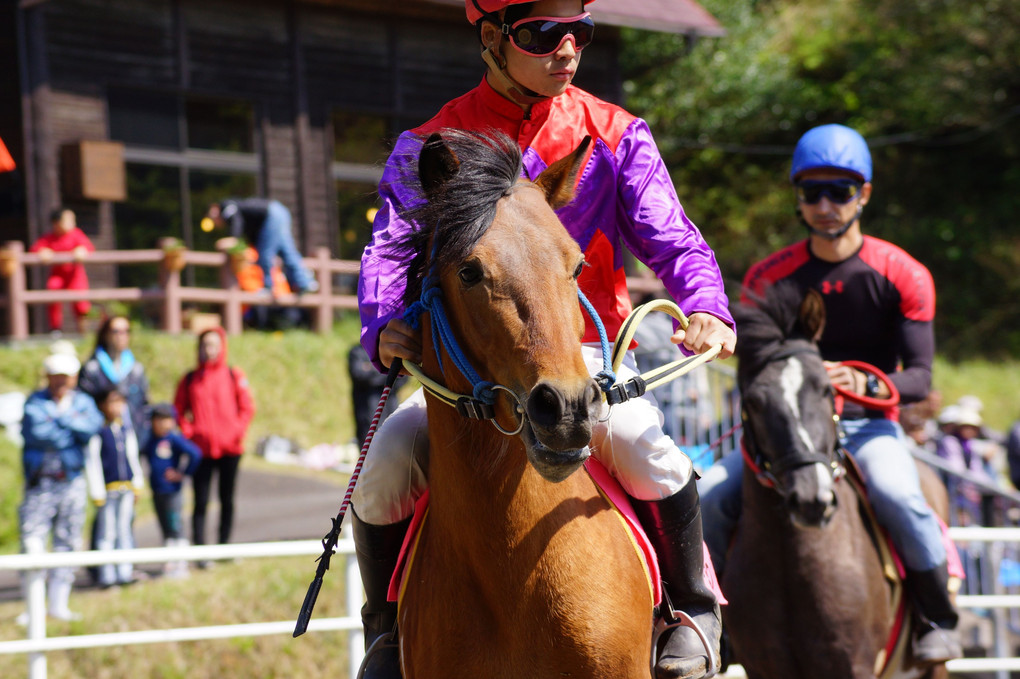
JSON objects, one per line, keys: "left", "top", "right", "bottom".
{"left": 795, "top": 179, "right": 863, "bottom": 205}
{"left": 506, "top": 12, "right": 595, "bottom": 57}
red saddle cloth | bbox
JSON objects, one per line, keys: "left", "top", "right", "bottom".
{"left": 387, "top": 457, "right": 727, "bottom": 607}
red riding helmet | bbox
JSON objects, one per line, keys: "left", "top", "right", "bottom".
{"left": 466, "top": 0, "right": 595, "bottom": 24}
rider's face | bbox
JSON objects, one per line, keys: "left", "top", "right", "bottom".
{"left": 796, "top": 169, "right": 872, "bottom": 238}
{"left": 483, "top": 0, "right": 586, "bottom": 100}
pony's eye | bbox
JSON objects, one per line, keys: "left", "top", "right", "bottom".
{"left": 573, "top": 260, "right": 586, "bottom": 280}
{"left": 458, "top": 263, "right": 483, "bottom": 286}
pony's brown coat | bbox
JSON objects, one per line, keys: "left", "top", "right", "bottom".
{"left": 398, "top": 134, "right": 653, "bottom": 678}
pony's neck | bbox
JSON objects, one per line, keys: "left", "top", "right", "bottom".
{"left": 424, "top": 404, "right": 594, "bottom": 549}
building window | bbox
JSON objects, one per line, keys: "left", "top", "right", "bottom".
{"left": 109, "top": 89, "right": 259, "bottom": 288}
{"left": 332, "top": 111, "right": 389, "bottom": 264}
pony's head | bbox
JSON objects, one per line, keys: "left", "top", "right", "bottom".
{"left": 398, "top": 128, "right": 601, "bottom": 483}
{"left": 734, "top": 280, "right": 841, "bottom": 527}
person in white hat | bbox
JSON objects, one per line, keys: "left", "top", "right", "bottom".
{"left": 17, "top": 351, "right": 103, "bottom": 623}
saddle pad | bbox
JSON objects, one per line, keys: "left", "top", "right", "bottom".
{"left": 387, "top": 459, "right": 727, "bottom": 607}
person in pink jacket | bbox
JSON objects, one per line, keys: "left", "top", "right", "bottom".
{"left": 173, "top": 327, "right": 255, "bottom": 552}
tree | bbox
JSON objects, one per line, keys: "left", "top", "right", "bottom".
{"left": 622, "top": 0, "right": 1020, "bottom": 357}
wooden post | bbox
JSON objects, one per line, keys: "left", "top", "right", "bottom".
{"left": 160, "top": 258, "right": 182, "bottom": 335}
{"left": 315, "top": 246, "right": 332, "bottom": 335}
{"left": 2, "top": 241, "right": 29, "bottom": 340}
{"left": 222, "top": 256, "right": 243, "bottom": 336}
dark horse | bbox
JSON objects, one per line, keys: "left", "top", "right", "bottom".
{"left": 391, "top": 129, "right": 656, "bottom": 678}
{"left": 723, "top": 281, "right": 950, "bottom": 679}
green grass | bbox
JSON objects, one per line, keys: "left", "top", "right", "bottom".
{"left": 931, "top": 356, "right": 1020, "bottom": 434}
{"left": 0, "top": 555, "right": 353, "bottom": 678}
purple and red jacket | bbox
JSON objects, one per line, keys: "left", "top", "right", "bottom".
{"left": 359, "top": 78, "right": 733, "bottom": 370}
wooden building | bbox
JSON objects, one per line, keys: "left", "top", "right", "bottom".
{"left": 1, "top": 0, "right": 722, "bottom": 292}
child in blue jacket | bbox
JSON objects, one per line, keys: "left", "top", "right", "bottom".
{"left": 142, "top": 403, "right": 201, "bottom": 577}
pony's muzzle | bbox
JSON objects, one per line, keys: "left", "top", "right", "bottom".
{"left": 524, "top": 378, "right": 601, "bottom": 451}
{"left": 784, "top": 464, "right": 838, "bottom": 528}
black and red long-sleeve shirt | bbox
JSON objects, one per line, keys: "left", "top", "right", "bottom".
{"left": 743, "top": 235, "right": 936, "bottom": 419}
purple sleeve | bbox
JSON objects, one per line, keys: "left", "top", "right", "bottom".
{"left": 358, "top": 132, "right": 425, "bottom": 371}
{"left": 614, "top": 120, "right": 734, "bottom": 328}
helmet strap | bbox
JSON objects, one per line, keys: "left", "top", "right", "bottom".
{"left": 798, "top": 203, "right": 863, "bottom": 241}
{"left": 481, "top": 41, "right": 549, "bottom": 108}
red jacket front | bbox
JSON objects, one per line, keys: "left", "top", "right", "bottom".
{"left": 173, "top": 327, "right": 255, "bottom": 459}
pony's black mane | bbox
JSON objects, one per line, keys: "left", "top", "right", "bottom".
{"left": 732, "top": 279, "right": 813, "bottom": 381}
{"left": 394, "top": 128, "right": 524, "bottom": 308}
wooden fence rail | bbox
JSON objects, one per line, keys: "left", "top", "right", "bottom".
{"left": 1, "top": 239, "right": 668, "bottom": 340}
{"left": 0, "top": 240, "right": 360, "bottom": 339}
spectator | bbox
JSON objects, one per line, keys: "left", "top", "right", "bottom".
{"left": 29, "top": 208, "right": 94, "bottom": 335}
{"left": 936, "top": 405, "right": 1000, "bottom": 525}
{"left": 18, "top": 352, "right": 103, "bottom": 622}
{"left": 78, "top": 315, "right": 150, "bottom": 442}
{"left": 142, "top": 403, "right": 202, "bottom": 578}
{"left": 348, "top": 343, "right": 405, "bottom": 445}
{"left": 206, "top": 198, "right": 318, "bottom": 295}
{"left": 1007, "top": 416, "right": 1020, "bottom": 491}
{"left": 84, "top": 388, "right": 144, "bottom": 588}
{"left": 235, "top": 245, "right": 309, "bottom": 330}
{"left": 174, "top": 327, "right": 255, "bottom": 557}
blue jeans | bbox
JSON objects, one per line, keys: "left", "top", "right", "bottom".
{"left": 257, "top": 201, "right": 314, "bottom": 292}
{"left": 95, "top": 489, "right": 136, "bottom": 585}
{"left": 698, "top": 418, "right": 947, "bottom": 574}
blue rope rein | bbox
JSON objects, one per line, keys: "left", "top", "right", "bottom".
{"left": 577, "top": 289, "right": 615, "bottom": 391}
{"left": 404, "top": 281, "right": 497, "bottom": 406}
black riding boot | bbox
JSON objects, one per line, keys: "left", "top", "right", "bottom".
{"left": 352, "top": 509, "right": 411, "bottom": 679}
{"left": 906, "top": 563, "right": 963, "bottom": 665}
{"left": 632, "top": 478, "right": 722, "bottom": 679}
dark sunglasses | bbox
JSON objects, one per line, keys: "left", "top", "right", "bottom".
{"left": 795, "top": 179, "right": 863, "bottom": 205}
{"left": 506, "top": 12, "right": 595, "bottom": 57}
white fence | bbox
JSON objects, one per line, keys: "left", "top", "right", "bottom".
{"left": 2, "top": 528, "right": 1020, "bottom": 678}
{"left": 0, "top": 538, "right": 364, "bottom": 679}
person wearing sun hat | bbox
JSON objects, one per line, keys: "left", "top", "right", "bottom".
{"left": 18, "top": 350, "right": 103, "bottom": 622}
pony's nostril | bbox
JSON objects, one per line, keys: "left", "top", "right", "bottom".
{"left": 527, "top": 382, "right": 566, "bottom": 429}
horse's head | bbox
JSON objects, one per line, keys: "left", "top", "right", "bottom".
{"left": 401, "top": 129, "right": 601, "bottom": 483}
{"left": 734, "top": 282, "right": 841, "bottom": 528}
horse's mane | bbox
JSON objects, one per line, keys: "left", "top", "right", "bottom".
{"left": 392, "top": 128, "right": 524, "bottom": 308}
{"left": 732, "top": 279, "right": 811, "bottom": 380}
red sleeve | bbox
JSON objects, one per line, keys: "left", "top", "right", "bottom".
{"left": 232, "top": 368, "right": 256, "bottom": 436}
{"left": 741, "top": 241, "right": 811, "bottom": 303}
{"left": 174, "top": 374, "right": 194, "bottom": 439}
{"left": 29, "top": 233, "right": 54, "bottom": 253}
{"left": 72, "top": 229, "right": 95, "bottom": 252}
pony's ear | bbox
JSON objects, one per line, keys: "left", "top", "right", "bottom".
{"left": 798, "top": 288, "right": 826, "bottom": 341}
{"left": 534, "top": 135, "right": 592, "bottom": 210}
{"left": 419, "top": 133, "right": 460, "bottom": 201}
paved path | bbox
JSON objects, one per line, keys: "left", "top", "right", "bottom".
{"left": 0, "top": 466, "right": 346, "bottom": 602}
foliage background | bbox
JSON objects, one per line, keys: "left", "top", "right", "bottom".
{"left": 620, "top": 0, "right": 1020, "bottom": 358}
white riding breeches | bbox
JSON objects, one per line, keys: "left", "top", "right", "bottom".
{"left": 351, "top": 344, "right": 694, "bottom": 525}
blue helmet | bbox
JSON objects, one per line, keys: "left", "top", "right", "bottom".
{"left": 790, "top": 124, "right": 872, "bottom": 183}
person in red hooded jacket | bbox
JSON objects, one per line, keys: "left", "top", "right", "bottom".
{"left": 173, "top": 327, "right": 255, "bottom": 553}
{"left": 29, "top": 208, "right": 95, "bottom": 334}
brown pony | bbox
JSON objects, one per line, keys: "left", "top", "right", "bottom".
{"left": 393, "top": 130, "right": 653, "bottom": 678}
{"left": 723, "top": 282, "right": 949, "bottom": 679}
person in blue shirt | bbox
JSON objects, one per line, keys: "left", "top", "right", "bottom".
{"left": 142, "top": 403, "right": 201, "bottom": 578}
{"left": 19, "top": 351, "right": 103, "bottom": 621}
